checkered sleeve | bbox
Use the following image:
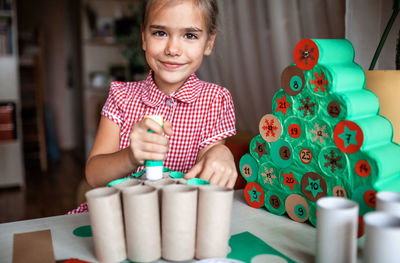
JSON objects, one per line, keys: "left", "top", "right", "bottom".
{"left": 101, "top": 81, "right": 127, "bottom": 127}
{"left": 199, "top": 87, "right": 236, "bottom": 149}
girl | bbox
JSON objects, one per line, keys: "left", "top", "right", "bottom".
{"left": 70, "top": 0, "right": 237, "bottom": 213}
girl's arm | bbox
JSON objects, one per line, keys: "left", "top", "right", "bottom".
{"left": 184, "top": 140, "right": 238, "bottom": 188}
{"left": 86, "top": 116, "right": 172, "bottom": 188}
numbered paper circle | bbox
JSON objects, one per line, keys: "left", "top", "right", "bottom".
{"left": 271, "top": 139, "right": 293, "bottom": 168}
{"left": 239, "top": 154, "right": 259, "bottom": 183}
{"left": 294, "top": 38, "right": 319, "bottom": 70}
{"left": 332, "top": 186, "right": 347, "bottom": 198}
{"left": 265, "top": 191, "right": 286, "bottom": 216}
{"left": 355, "top": 160, "right": 371, "bottom": 178}
{"left": 327, "top": 101, "right": 341, "bottom": 118}
{"left": 281, "top": 65, "right": 305, "bottom": 96}
{"left": 285, "top": 194, "right": 309, "bottom": 223}
{"left": 244, "top": 182, "right": 265, "bottom": 209}
{"left": 259, "top": 114, "right": 282, "bottom": 142}
{"left": 301, "top": 172, "right": 327, "bottom": 202}
{"left": 333, "top": 120, "right": 364, "bottom": 153}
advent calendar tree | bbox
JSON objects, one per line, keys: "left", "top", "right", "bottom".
{"left": 240, "top": 39, "right": 400, "bottom": 235}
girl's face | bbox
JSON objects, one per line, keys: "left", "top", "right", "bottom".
{"left": 142, "top": 0, "right": 216, "bottom": 94}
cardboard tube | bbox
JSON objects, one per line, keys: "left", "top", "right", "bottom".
{"left": 122, "top": 185, "right": 161, "bottom": 262}
{"left": 364, "top": 211, "right": 400, "bottom": 263}
{"left": 112, "top": 178, "right": 141, "bottom": 191}
{"left": 85, "top": 187, "right": 126, "bottom": 263}
{"left": 162, "top": 184, "right": 198, "bottom": 261}
{"left": 195, "top": 185, "right": 233, "bottom": 259}
{"left": 376, "top": 191, "right": 400, "bottom": 217}
{"left": 316, "top": 197, "right": 358, "bottom": 263}
{"left": 144, "top": 178, "right": 176, "bottom": 189}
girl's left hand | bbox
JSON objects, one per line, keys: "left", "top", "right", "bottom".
{"left": 184, "top": 143, "right": 237, "bottom": 188}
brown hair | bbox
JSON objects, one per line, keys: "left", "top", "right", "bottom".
{"left": 142, "top": 0, "right": 219, "bottom": 35}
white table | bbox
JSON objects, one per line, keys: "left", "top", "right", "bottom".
{"left": 0, "top": 190, "right": 318, "bottom": 262}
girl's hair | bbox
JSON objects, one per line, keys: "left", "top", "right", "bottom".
{"left": 142, "top": 0, "right": 219, "bottom": 35}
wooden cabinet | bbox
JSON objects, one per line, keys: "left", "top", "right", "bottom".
{"left": 0, "top": 0, "right": 25, "bottom": 187}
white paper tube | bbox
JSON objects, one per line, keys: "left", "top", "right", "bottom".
{"left": 122, "top": 185, "right": 161, "bottom": 262}
{"left": 112, "top": 178, "right": 141, "bottom": 191}
{"left": 85, "top": 187, "right": 126, "bottom": 263}
{"left": 376, "top": 191, "right": 400, "bottom": 217}
{"left": 144, "top": 178, "right": 176, "bottom": 189}
{"left": 364, "top": 212, "right": 400, "bottom": 263}
{"left": 162, "top": 184, "right": 198, "bottom": 261}
{"left": 316, "top": 197, "right": 359, "bottom": 263}
{"left": 195, "top": 185, "right": 234, "bottom": 259}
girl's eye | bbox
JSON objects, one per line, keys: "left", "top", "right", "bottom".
{"left": 184, "top": 33, "right": 198, "bottom": 40}
{"left": 153, "top": 31, "right": 167, "bottom": 37}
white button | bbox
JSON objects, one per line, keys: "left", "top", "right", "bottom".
{"left": 166, "top": 98, "right": 172, "bottom": 106}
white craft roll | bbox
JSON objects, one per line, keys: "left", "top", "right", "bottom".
{"left": 316, "top": 197, "right": 358, "bottom": 263}
{"left": 122, "top": 185, "right": 161, "bottom": 262}
{"left": 112, "top": 178, "right": 141, "bottom": 191}
{"left": 195, "top": 185, "right": 234, "bottom": 259}
{"left": 85, "top": 187, "right": 126, "bottom": 263}
{"left": 162, "top": 184, "right": 198, "bottom": 261}
{"left": 364, "top": 212, "right": 400, "bottom": 263}
{"left": 376, "top": 191, "right": 400, "bottom": 217}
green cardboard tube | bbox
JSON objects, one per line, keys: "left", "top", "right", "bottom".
{"left": 239, "top": 153, "right": 259, "bottom": 183}
{"left": 249, "top": 134, "right": 271, "bottom": 163}
{"left": 368, "top": 142, "right": 400, "bottom": 179}
{"left": 357, "top": 116, "right": 394, "bottom": 151}
{"left": 320, "top": 64, "right": 366, "bottom": 93}
{"left": 312, "top": 39, "right": 355, "bottom": 64}
{"left": 265, "top": 190, "right": 287, "bottom": 216}
{"left": 339, "top": 89, "right": 379, "bottom": 119}
{"left": 257, "top": 161, "right": 282, "bottom": 191}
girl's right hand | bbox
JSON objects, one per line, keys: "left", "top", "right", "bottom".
{"left": 128, "top": 118, "right": 173, "bottom": 166}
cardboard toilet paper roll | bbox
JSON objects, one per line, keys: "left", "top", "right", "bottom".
{"left": 195, "top": 185, "right": 234, "bottom": 259}
{"left": 112, "top": 178, "right": 141, "bottom": 191}
{"left": 316, "top": 197, "right": 358, "bottom": 263}
{"left": 364, "top": 211, "right": 400, "bottom": 263}
{"left": 376, "top": 191, "right": 400, "bottom": 217}
{"left": 85, "top": 187, "right": 126, "bottom": 263}
{"left": 162, "top": 184, "right": 198, "bottom": 261}
{"left": 122, "top": 185, "right": 161, "bottom": 262}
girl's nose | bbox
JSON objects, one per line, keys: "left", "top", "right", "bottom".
{"left": 165, "top": 38, "right": 182, "bottom": 56}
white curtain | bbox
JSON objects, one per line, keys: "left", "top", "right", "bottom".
{"left": 198, "top": 0, "right": 345, "bottom": 134}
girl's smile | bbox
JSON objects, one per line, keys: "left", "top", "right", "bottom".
{"left": 142, "top": 0, "right": 216, "bottom": 95}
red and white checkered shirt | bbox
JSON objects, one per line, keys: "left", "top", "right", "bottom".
{"left": 68, "top": 71, "right": 236, "bottom": 214}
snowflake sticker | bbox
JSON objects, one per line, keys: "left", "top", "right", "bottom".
{"left": 258, "top": 114, "right": 282, "bottom": 142}
{"left": 309, "top": 72, "right": 329, "bottom": 92}
{"left": 298, "top": 97, "right": 316, "bottom": 117}
{"left": 294, "top": 39, "right": 319, "bottom": 70}
{"left": 324, "top": 150, "right": 343, "bottom": 173}
{"left": 261, "top": 167, "right": 277, "bottom": 185}
{"left": 310, "top": 123, "right": 329, "bottom": 144}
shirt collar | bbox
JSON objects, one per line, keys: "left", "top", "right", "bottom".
{"left": 141, "top": 70, "right": 203, "bottom": 107}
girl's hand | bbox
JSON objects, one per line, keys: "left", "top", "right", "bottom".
{"left": 129, "top": 118, "right": 173, "bottom": 166}
{"left": 185, "top": 142, "right": 237, "bottom": 189}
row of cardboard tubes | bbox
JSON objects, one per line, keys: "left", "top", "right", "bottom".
{"left": 85, "top": 178, "right": 234, "bottom": 263}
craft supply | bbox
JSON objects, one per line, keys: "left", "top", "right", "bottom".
{"left": 285, "top": 193, "right": 309, "bottom": 223}
{"left": 162, "top": 185, "right": 198, "bottom": 261}
{"left": 144, "top": 115, "right": 164, "bottom": 181}
{"left": 249, "top": 134, "right": 270, "bottom": 163}
{"left": 239, "top": 153, "right": 259, "bottom": 183}
{"left": 264, "top": 190, "right": 286, "bottom": 216}
{"left": 12, "top": 230, "right": 55, "bottom": 263}
{"left": 258, "top": 114, "right": 282, "bottom": 142}
{"left": 316, "top": 197, "right": 358, "bottom": 263}
{"left": 257, "top": 161, "right": 281, "bottom": 190}
{"left": 363, "top": 211, "right": 400, "bottom": 263}
{"left": 196, "top": 185, "right": 234, "bottom": 259}
{"left": 85, "top": 187, "right": 126, "bottom": 263}
{"left": 112, "top": 178, "right": 141, "bottom": 191}
{"left": 122, "top": 185, "right": 161, "bottom": 262}
{"left": 244, "top": 182, "right": 265, "bottom": 209}
{"left": 376, "top": 191, "right": 400, "bottom": 217}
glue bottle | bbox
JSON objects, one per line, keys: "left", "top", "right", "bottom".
{"left": 144, "top": 115, "right": 164, "bottom": 181}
